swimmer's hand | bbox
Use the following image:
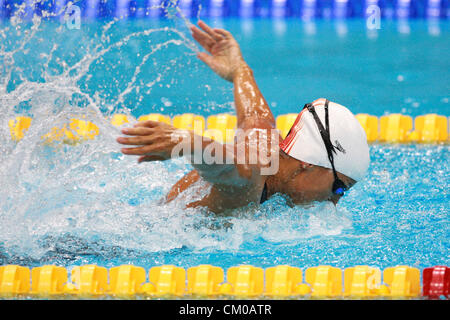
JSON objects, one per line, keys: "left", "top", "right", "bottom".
{"left": 190, "top": 20, "right": 246, "bottom": 82}
{"left": 117, "top": 121, "right": 189, "bottom": 163}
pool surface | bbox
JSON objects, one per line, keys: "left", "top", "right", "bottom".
{"left": 0, "top": 14, "right": 449, "bottom": 277}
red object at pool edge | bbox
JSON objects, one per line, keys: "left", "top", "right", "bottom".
{"left": 422, "top": 266, "right": 450, "bottom": 297}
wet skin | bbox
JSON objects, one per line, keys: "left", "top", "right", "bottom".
{"left": 117, "top": 21, "right": 355, "bottom": 213}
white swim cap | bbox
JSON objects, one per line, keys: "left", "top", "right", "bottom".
{"left": 279, "top": 98, "right": 370, "bottom": 182}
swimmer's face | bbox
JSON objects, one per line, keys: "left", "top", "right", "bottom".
{"left": 281, "top": 157, "right": 356, "bottom": 205}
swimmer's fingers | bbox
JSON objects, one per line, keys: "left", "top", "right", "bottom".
{"left": 121, "top": 144, "right": 167, "bottom": 156}
{"left": 197, "top": 52, "right": 219, "bottom": 71}
{"left": 213, "top": 28, "right": 232, "bottom": 39}
{"left": 121, "top": 145, "right": 151, "bottom": 155}
{"left": 117, "top": 135, "right": 155, "bottom": 145}
{"left": 197, "top": 20, "right": 223, "bottom": 42}
{"left": 191, "top": 25, "right": 215, "bottom": 52}
{"left": 120, "top": 127, "right": 155, "bottom": 136}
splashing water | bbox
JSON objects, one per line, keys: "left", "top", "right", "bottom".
{"left": 0, "top": 3, "right": 448, "bottom": 271}
{"left": 0, "top": 2, "right": 354, "bottom": 269}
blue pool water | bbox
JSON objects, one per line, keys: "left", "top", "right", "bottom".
{"left": 0, "top": 15, "right": 449, "bottom": 273}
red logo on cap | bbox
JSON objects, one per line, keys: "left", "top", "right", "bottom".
{"left": 280, "top": 109, "right": 307, "bottom": 154}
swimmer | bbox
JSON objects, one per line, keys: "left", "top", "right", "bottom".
{"left": 117, "top": 21, "right": 370, "bottom": 213}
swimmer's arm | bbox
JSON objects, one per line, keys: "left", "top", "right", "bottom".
{"left": 190, "top": 20, "right": 275, "bottom": 131}
{"left": 232, "top": 63, "right": 275, "bottom": 130}
{"left": 186, "top": 132, "right": 257, "bottom": 186}
{"left": 117, "top": 121, "right": 260, "bottom": 186}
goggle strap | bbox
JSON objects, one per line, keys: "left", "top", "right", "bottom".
{"left": 304, "top": 101, "right": 345, "bottom": 192}
{"left": 323, "top": 100, "right": 339, "bottom": 181}
{"left": 305, "top": 102, "right": 337, "bottom": 161}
